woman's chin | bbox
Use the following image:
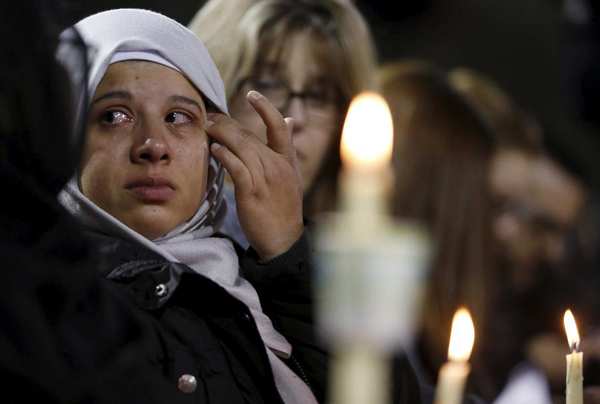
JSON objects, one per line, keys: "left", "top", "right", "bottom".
{"left": 120, "top": 211, "right": 182, "bottom": 241}
{"left": 131, "top": 222, "right": 173, "bottom": 240}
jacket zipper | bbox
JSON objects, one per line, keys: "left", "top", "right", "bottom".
{"left": 288, "top": 353, "right": 313, "bottom": 391}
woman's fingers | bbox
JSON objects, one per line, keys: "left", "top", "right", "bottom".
{"left": 205, "top": 106, "right": 303, "bottom": 261}
{"left": 210, "top": 142, "right": 251, "bottom": 193}
{"left": 204, "top": 114, "right": 262, "bottom": 171}
{"left": 206, "top": 111, "right": 247, "bottom": 132}
{"left": 246, "top": 90, "right": 294, "bottom": 157}
{"left": 284, "top": 117, "right": 295, "bottom": 135}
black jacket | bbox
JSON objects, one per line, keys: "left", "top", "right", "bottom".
{"left": 86, "top": 227, "right": 311, "bottom": 403}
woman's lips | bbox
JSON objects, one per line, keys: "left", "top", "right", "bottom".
{"left": 125, "top": 177, "right": 175, "bottom": 202}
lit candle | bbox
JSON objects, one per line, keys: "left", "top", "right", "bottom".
{"left": 434, "top": 308, "right": 475, "bottom": 404}
{"left": 318, "top": 91, "right": 430, "bottom": 404}
{"left": 340, "top": 91, "right": 394, "bottom": 171}
{"left": 564, "top": 309, "right": 583, "bottom": 404}
{"left": 339, "top": 92, "right": 394, "bottom": 237}
{"left": 326, "top": 91, "right": 395, "bottom": 404}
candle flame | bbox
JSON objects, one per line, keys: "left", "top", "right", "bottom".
{"left": 564, "top": 309, "right": 580, "bottom": 351}
{"left": 340, "top": 92, "right": 393, "bottom": 170}
{"left": 448, "top": 308, "right": 475, "bottom": 362}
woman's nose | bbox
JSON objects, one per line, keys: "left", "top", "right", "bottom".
{"left": 130, "top": 121, "right": 172, "bottom": 164}
{"left": 284, "top": 96, "right": 307, "bottom": 132}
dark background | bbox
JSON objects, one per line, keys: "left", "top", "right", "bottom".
{"left": 69, "top": 0, "right": 600, "bottom": 189}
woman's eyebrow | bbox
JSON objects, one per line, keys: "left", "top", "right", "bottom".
{"left": 91, "top": 90, "right": 133, "bottom": 105}
{"left": 169, "top": 95, "right": 204, "bottom": 114}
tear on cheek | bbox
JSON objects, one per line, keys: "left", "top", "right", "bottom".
{"left": 200, "top": 141, "right": 210, "bottom": 158}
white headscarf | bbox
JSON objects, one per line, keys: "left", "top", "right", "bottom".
{"left": 58, "top": 10, "right": 316, "bottom": 403}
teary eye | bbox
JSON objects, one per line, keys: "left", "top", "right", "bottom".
{"left": 101, "top": 110, "right": 130, "bottom": 124}
{"left": 165, "top": 111, "right": 192, "bottom": 124}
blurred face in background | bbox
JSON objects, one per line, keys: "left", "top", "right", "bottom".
{"left": 79, "top": 61, "right": 210, "bottom": 240}
{"left": 490, "top": 148, "right": 585, "bottom": 289}
{"left": 528, "top": 155, "right": 586, "bottom": 262}
{"left": 229, "top": 32, "right": 341, "bottom": 192}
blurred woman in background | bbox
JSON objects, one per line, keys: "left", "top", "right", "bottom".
{"left": 380, "top": 61, "right": 496, "bottom": 402}
{"left": 188, "top": 0, "right": 378, "bottom": 247}
{"left": 451, "top": 67, "right": 589, "bottom": 399}
{"left": 451, "top": 67, "right": 586, "bottom": 294}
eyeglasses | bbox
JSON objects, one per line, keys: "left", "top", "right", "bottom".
{"left": 493, "top": 199, "right": 568, "bottom": 237}
{"left": 237, "top": 77, "right": 341, "bottom": 123}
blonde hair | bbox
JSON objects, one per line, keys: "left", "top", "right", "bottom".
{"left": 189, "top": 0, "right": 378, "bottom": 215}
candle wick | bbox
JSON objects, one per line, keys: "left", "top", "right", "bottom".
{"left": 571, "top": 342, "right": 578, "bottom": 353}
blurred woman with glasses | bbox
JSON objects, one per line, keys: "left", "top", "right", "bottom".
{"left": 189, "top": 0, "right": 378, "bottom": 248}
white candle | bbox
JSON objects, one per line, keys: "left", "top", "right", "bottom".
{"left": 564, "top": 309, "right": 583, "bottom": 404}
{"left": 434, "top": 308, "right": 475, "bottom": 404}
{"left": 326, "top": 91, "right": 395, "bottom": 404}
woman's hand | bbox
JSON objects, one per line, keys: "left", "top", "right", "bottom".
{"left": 205, "top": 90, "right": 304, "bottom": 261}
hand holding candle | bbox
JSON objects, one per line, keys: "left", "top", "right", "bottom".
{"left": 564, "top": 309, "right": 583, "bottom": 404}
{"left": 434, "top": 308, "right": 475, "bottom": 404}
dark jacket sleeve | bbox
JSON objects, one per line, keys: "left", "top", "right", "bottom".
{"left": 241, "top": 228, "right": 328, "bottom": 401}
{"left": 241, "top": 226, "right": 423, "bottom": 404}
